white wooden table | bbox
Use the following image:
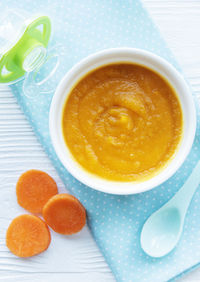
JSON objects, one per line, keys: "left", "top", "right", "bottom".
{"left": 0, "top": 1, "right": 200, "bottom": 281}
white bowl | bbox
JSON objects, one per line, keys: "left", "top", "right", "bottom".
{"left": 49, "top": 48, "right": 196, "bottom": 195}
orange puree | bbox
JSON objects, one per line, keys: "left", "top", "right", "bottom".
{"left": 62, "top": 64, "right": 183, "bottom": 182}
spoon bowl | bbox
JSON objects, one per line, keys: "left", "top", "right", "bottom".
{"left": 141, "top": 207, "right": 182, "bottom": 257}
{"left": 140, "top": 160, "right": 200, "bottom": 257}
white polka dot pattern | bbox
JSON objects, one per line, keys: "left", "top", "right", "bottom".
{"left": 5, "top": 0, "right": 200, "bottom": 281}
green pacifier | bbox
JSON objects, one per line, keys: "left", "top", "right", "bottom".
{"left": 0, "top": 9, "right": 66, "bottom": 98}
{"left": 0, "top": 16, "right": 51, "bottom": 84}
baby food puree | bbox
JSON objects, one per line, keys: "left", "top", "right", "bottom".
{"left": 62, "top": 63, "right": 182, "bottom": 182}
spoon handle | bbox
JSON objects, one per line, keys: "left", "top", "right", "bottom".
{"left": 169, "top": 160, "right": 200, "bottom": 214}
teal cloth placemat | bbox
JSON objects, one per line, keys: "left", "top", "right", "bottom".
{"left": 1, "top": 0, "right": 200, "bottom": 281}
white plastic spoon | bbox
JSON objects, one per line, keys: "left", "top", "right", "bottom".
{"left": 140, "top": 160, "right": 200, "bottom": 257}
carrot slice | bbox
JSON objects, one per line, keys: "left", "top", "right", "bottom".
{"left": 43, "top": 194, "right": 86, "bottom": 235}
{"left": 16, "top": 170, "right": 58, "bottom": 213}
{"left": 6, "top": 214, "right": 51, "bottom": 257}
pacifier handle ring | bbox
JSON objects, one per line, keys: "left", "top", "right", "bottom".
{"left": 26, "top": 16, "right": 51, "bottom": 47}
{"left": 0, "top": 55, "right": 24, "bottom": 83}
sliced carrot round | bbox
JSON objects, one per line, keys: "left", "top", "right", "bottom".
{"left": 43, "top": 193, "right": 86, "bottom": 235}
{"left": 6, "top": 214, "right": 51, "bottom": 257}
{"left": 16, "top": 170, "right": 58, "bottom": 213}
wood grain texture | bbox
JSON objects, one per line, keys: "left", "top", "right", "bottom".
{"left": 0, "top": 0, "right": 200, "bottom": 281}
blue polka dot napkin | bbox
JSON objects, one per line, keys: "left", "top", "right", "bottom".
{"left": 3, "top": 0, "right": 200, "bottom": 281}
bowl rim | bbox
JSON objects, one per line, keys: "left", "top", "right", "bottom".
{"left": 49, "top": 47, "right": 196, "bottom": 195}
